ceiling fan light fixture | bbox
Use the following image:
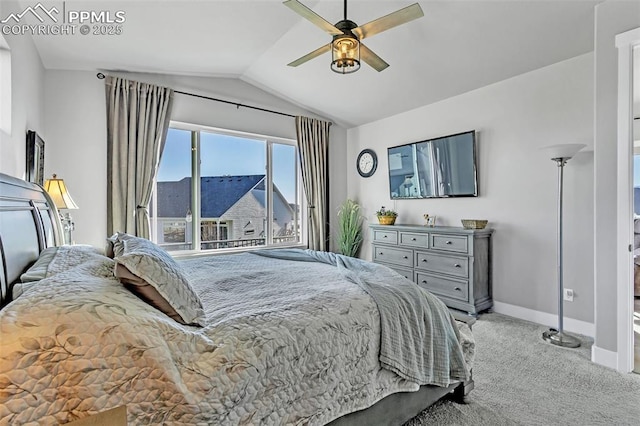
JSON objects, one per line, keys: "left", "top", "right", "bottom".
{"left": 331, "top": 34, "right": 360, "bottom": 74}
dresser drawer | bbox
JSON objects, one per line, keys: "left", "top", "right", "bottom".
{"left": 386, "top": 265, "right": 413, "bottom": 281}
{"left": 399, "top": 232, "right": 429, "bottom": 248}
{"left": 373, "top": 245, "right": 413, "bottom": 267}
{"left": 415, "top": 252, "right": 469, "bottom": 278}
{"left": 373, "top": 229, "right": 398, "bottom": 244}
{"left": 430, "top": 234, "right": 468, "bottom": 253}
{"left": 416, "top": 272, "right": 469, "bottom": 302}
{"left": 370, "top": 223, "right": 493, "bottom": 316}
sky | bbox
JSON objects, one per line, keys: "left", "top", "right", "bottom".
{"left": 157, "top": 128, "right": 297, "bottom": 202}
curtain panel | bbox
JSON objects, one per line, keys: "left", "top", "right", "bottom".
{"left": 105, "top": 76, "right": 174, "bottom": 239}
{"left": 295, "top": 116, "right": 331, "bottom": 251}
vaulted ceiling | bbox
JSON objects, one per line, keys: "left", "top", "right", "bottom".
{"left": 27, "top": 0, "right": 600, "bottom": 127}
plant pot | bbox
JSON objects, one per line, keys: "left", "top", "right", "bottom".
{"left": 377, "top": 216, "right": 396, "bottom": 225}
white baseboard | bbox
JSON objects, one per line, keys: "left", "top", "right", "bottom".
{"left": 492, "top": 301, "right": 595, "bottom": 337}
{"left": 591, "top": 345, "right": 618, "bottom": 370}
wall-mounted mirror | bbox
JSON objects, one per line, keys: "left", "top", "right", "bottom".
{"left": 387, "top": 130, "right": 478, "bottom": 199}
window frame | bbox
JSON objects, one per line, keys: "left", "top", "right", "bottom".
{"left": 152, "top": 121, "right": 306, "bottom": 257}
{"left": 0, "top": 34, "right": 11, "bottom": 135}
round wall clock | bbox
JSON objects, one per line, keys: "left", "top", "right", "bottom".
{"left": 356, "top": 149, "right": 378, "bottom": 178}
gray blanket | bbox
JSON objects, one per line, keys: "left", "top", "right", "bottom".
{"left": 252, "top": 249, "right": 470, "bottom": 386}
{"left": 0, "top": 247, "right": 473, "bottom": 425}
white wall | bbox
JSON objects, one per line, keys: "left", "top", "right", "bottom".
{"left": 0, "top": 1, "right": 45, "bottom": 178}
{"left": 44, "top": 71, "right": 107, "bottom": 247}
{"left": 44, "top": 70, "right": 347, "bottom": 249}
{"left": 593, "top": 1, "right": 640, "bottom": 356}
{"left": 348, "top": 53, "right": 595, "bottom": 326}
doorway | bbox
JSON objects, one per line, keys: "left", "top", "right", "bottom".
{"left": 617, "top": 27, "right": 640, "bottom": 374}
{"left": 615, "top": 27, "right": 640, "bottom": 374}
{"left": 634, "top": 45, "right": 640, "bottom": 374}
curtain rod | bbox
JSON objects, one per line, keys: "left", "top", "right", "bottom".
{"left": 96, "top": 73, "right": 296, "bottom": 119}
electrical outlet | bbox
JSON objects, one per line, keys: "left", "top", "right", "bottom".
{"left": 564, "top": 288, "right": 574, "bottom": 302}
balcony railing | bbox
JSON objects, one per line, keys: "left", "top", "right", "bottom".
{"left": 160, "top": 235, "right": 298, "bottom": 252}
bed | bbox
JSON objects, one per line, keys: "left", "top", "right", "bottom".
{"left": 0, "top": 172, "right": 474, "bottom": 425}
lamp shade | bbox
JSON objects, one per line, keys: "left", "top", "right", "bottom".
{"left": 44, "top": 174, "right": 79, "bottom": 210}
{"left": 540, "top": 144, "right": 586, "bottom": 160}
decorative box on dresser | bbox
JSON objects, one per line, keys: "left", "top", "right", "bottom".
{"left": 370, "top": 224, "right": 493, "bottom": 317}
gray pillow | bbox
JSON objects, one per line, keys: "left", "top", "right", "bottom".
{"left": 17, "top": 245, "right": 112, "bottom": 300}
{"left": 20, "top": 247, "right": 59, "bottom": 283}
{"left": 114, "top": 263, "right": 189, "bottom": 324}
{"left": 113, "top": 234, "right": 205, "bottom": 326}
{"left": 20, "top": 245, "right": 107, "bottom": 282}
{"left": 106, "top": 232, "right": 126, "bottom": 258}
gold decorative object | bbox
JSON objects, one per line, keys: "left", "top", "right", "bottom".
{"left": 461, "top": 219, "right": 488, "bottom": 229}
{"left": 378, "top": 216, "right": 396, "bottom": 225}
{"left": 376, "top": 206, "right": 397, "bottom": 225}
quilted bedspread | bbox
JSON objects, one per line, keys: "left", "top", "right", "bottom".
{"left": 0, "top": 248, "right": 474, "bottom": 425}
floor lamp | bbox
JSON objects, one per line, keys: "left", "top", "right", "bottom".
{"left": 541, "top": 143, "right": 585, "bottom": 348}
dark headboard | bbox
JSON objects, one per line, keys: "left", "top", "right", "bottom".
{"left": 0, "top": 172, "right": 62, "bottom": 307}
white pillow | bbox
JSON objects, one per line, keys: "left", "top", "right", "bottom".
{"left": 113, "top": 233, "right": 205, "bottom": 326}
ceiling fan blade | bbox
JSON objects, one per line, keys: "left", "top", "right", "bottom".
{"left": 353, "top": 3, "right": 424, "bottom": 40}
{"left": 288, "top": 44, "right": 332, "bottom": 67}
{"left": 283, "top": 0, "right": 343, "bottom": 36}
{"left": 360, "top": 43, "right": 389, "bottom": 72}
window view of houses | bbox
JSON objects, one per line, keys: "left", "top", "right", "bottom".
{"left": 154, "top": 174, "right": 297, "bottom": 250}
{"left": 151, "top": 127, "right": 301, "bottom": 251}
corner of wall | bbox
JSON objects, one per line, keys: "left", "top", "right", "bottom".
{"left": 0, "top": 26, "right": 45, "bottom": 178}
{"left": 591, "top": 345, "right": 619, "bottom": 371}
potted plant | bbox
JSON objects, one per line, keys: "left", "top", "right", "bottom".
{"left": 337, "top": 199, "right": 364, "bottom": 257}
{"left": 376, "top": 206, "right": 398, "bottom": 225}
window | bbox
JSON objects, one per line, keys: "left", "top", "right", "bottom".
{"left": 151, "top": 123, "right": 303, "bottom": 252}
{"left": 163, "top": 221, "right": 186, "bottom": 243}
{"left": 0, "top": 35, "right": 11, "bottom": 134}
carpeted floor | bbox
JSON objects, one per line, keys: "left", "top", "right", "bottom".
{"left": 406, "top": 313, "right": 640, "bottom": 426}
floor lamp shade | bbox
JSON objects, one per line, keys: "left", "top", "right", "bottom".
{"left": 540, "top": 143, "right": 585, "bottom": 348}
{"left": 541, "top": 143, "right": 586, "bottom": 160}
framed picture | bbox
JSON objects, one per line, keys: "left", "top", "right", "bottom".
{"left": 425, "top": 216, "right": 437, "bottom": 227}
{"left": 26, "top": 130, "right": 45, "bottom": 186}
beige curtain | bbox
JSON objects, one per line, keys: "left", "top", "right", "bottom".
{"left": 295, "top": 116, "right": 331, "bottom": 251}
{"left": 106, "top": 76, "right": 174, "bottom": 238}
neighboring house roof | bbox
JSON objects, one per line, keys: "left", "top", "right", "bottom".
{"left": 154, "top": 177, "right": 191, "bottom": 218}
{"left": 156, "top": 175, "right": 265, "bottom": 218}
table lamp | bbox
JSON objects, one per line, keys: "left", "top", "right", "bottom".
{"left": 44, "top": 174, "right": 79, "bottom": 245}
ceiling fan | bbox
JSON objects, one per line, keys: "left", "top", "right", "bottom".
{"left": 283, "top": 0, "right": 424, "bottom": 74}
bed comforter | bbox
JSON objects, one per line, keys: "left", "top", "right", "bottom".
{"left": 0, "top": 247, "right": 473, "bottom": 425}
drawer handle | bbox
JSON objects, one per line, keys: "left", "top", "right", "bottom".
{"left": 383, "top": 235, "right": 388, "bottom": 238}
{"left": 422, "top": 259, "right": 428, "bottom": 263}
{"left": 379, "top": 252, "right": 384, "bottom": 255}
{"left": 411, "top": 237, "right": 417, "bottom": 241}
{"left": 421, "top": 280, "right": 428, "bottom": 284}
{"left": 403, "top": 256, "right": 408, "bottom": 259}
{"left": 454, "top": 263, "right": 461, "bottom": 268}
{"left": 455, "top": 287, "right": 462, "bottom": 291}
{"left": 446, "top": 241, "right": 452, "bottom": 245}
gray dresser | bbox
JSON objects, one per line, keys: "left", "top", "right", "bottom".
{"left": 370, "top": 224, "right": 493, "bottom": 316}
